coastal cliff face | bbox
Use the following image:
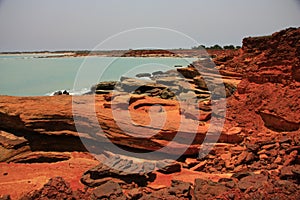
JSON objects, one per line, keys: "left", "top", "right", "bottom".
{"left": 0, "top": 27, "right": 300, "bottom": 199}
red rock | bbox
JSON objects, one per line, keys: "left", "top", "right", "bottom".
{"left": 219, "top": 127, "right": 244, "bottom": 144}
{"left": 92, "top": 180, "right": 125, "bottom": 199}
{"left": 280, "top": 165, "right": 300, "bottom": 180}
{"left": 237, "top": 174, "right": 268, "bottom": 191}
{"left": 259, "top": 154, "right": 269, "bottom": 160}
{"left": 235, "top": 151, "right": 248, "bottom": 166}
{"left": 1, "top": 27, "right": 300, "bottom": 199}
{"left": 21, "top": 177, "right": 90, "bottom": 200}
{"left": 193, "top": 178, "right": 229, "bottom": 199}
{"left": 190, "top": 160, "right": 207, "bottom": 171}
{"left": 184, "top": 158, "right": 199, "bottom": 168}
{"left": 274, "top": 156, "right": 283, "bottom": 164}
{"left": 245, "top": 152, "right": 255, "bottom": 164}
{"left": 283, "top": 150, "right": 298, "bottom": 166}
{"left": 260, "top": 111, "right": 300, "bottom": 132}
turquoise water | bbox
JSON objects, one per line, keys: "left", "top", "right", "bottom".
{"left": 0, "top": 55, "right": 196, "bottom": 96}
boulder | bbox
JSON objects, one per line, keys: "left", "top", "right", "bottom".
{"left": 152, "top": 71, "right": 164, "bottom": 76}
{"left": 167, "top": 180, "right": 192, "bottom": 198}
{"left": 259, "top": 111, "right": 299, "bottom": 132}
{"left": 218, "top": 127, "right": 244, "bottom": 144}
{"left": 91, "top": 81, "right": 118, "bottom": 92}
{"left": 20, "top": 177, "right": 80, "bottom": 200}
{"left": 237, "top": 174, "right": 268, "bottom": 191}
{"left": 81, "top": 162, "right": 155, "bottom": 187}
{"left": 177, "top": 66, "right": 200, "bottom": 79}
{"left": 92, "top": 180, "right": 125, "bottom": 200}
{"left": 157, "top": 161, "right": 181, "bottom": 174}
{"left": 193, "top": 179, "right": 229, "bottom": 199}
{"left": 53, "top": 91, "right": 62, "bottom": 95}
{"left": 118, "top": 78, "right": 166, "bottom": 93}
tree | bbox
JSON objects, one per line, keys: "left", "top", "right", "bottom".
{"left": 223, "top": 45, "right": 235, "bottom": 50}
{"left": 207, "top": 44, "right": 223, "bottom": 50}
{"left": 191, "top": 45, "right": 206, "bottom": 50}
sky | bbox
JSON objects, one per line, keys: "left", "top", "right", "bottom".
{"left": 0, "top": 0, "right": 299, "bottom": 51}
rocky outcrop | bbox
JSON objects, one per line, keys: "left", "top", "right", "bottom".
{"left": 1, "top": 27, "right": 300, "bottom": 199}
{"left": 20, "top": 177, "right": 90, "bottom": 200}
{"left": 212, "top": 28, "right": 300, "bottom": 133}
{"left": 20, "top": 170, "right": 300, "bottom": 200}
{"left": 216, "top": 27, "right": 300, "bottom": 84}
{"left": 81, "top": 162, "right": 155, "bottom": 187}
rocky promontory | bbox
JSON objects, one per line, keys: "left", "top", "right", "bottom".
{"left": 0, "top": 27, "right": 300, "bottom": 199}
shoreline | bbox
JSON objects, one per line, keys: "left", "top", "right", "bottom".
{"left": 0, "top": 49, "right": 236, "bottom": 59}
{"left": 0, "top": 27, "right": 299, "bottom": 199}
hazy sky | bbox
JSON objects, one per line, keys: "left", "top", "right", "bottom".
{"left": 0, "top": 0, "right": 299, "bottom": 51}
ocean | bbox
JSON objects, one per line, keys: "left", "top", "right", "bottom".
{"left": 0, "top": 54, "right": 196, "bottom": 96}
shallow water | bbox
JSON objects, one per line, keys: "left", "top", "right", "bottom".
{"left": 0, "top": 55, "right": 196, "bottom": 96}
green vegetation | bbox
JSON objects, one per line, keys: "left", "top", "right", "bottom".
{"left": 223, "top": 45, "right": 235, "bottom": 50}
{"left": 207, "top": 44, "right": 223, "bottom": 50}
{"left": 191, "top": 44, "right": 241, "bottom": 50}
{"left": 191, "top": 45, "right": 206, "bottom": 49}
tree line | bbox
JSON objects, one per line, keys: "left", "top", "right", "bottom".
{"left": 191, "top": 44, "right": 241, "bottom": 50}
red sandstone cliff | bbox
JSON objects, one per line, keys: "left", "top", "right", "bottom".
{"left": 0, "top": 27, "right": 300, "bottom": 199}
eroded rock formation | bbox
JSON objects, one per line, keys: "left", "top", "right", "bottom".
{"left": 0, "top": 27, "right": 300, "bottom": 199}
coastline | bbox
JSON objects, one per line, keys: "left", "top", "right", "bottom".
{"left": 0, "top": 27, "right": 300, "bottom": 199}
{"left": 0, "top": 49, "right": 235, "bottom": 59}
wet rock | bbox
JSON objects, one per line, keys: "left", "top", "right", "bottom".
{"left": 174, "top": 65, "right": 182, "bottom": 68}
{"left": 135, "top": 73, "right": 151, "bottom": 78}
{"left": 91, "top": 81, "right": 118, "bottom": 92}
{"left": 152, "top": 71, "right": 164, "bottom": 76}
{"left": 62, "top": 90, "right": 69, "bottom": 95}
{"left": 53, "top": 90, "right": 62, "bottom": 95}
